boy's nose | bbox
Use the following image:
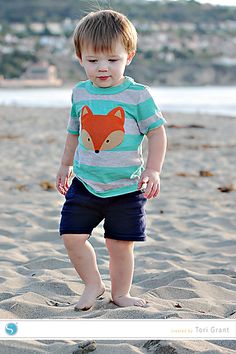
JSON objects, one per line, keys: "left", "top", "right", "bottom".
{"left": 98, "top": 67, "right": 108, "bottom": 72}
{"left": 98, "top": 61, "right": 108, "bottom": 71}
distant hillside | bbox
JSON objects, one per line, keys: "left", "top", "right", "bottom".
{"left": 1, "top": 0, "right": 236, "bottom": 24}
{"left": 1, "top": 0, "right": 236, "bottom": 86}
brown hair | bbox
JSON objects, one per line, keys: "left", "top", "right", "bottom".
{"left": 73, "top": 10, "right": 137, "bottom": 58}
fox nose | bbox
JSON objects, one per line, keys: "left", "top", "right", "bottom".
{"left": 95, "top": 150, "right": 99, "bottom": 153}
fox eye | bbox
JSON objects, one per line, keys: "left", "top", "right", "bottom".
{"left": 88, "top": 138, "right": 90, "bottom": 141}
{"left": 106, "top": 140, "right": 110, "bottom": 143}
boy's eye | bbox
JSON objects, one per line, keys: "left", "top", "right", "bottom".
{"left": 88, "top": 60, "right": 97, "bottom": 63}
{"left": 109, "top": 59, "right": 118, "bottom": 62}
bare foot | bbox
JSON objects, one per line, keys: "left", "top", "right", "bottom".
{"left": 74, "top": 283, "right": 106, "bottom": 311}
{"left": 112, "top": 294, "right": 148, "bottom": 307}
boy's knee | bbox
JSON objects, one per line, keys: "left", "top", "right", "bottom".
{"left": 62, "top": 234, "right": 89, "bottom": 250}
{"left": 105, "top": 238, "right": 133, "bottom": 252}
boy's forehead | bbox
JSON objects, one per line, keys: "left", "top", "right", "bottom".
{"left": 82, "top": 40, "right": 127, "bottom": 56}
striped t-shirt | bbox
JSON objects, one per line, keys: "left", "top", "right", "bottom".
{"left": 67, "top": 76, "right": 166, "bottom": 198}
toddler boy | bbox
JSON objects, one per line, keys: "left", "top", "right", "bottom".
{"left": 56, "top": 10, "right": 167, "bottom": 310}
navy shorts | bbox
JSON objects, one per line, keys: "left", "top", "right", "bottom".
{"left": 59, "top": 177, "right": 147, "bottom": 241}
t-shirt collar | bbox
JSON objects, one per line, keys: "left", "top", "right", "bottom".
{"left": 85, "top": 76, "right": 134, "bottom": 94}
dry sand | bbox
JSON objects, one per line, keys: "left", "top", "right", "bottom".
{"left": 0, "top": 106, "right": 236, "bottom": 353}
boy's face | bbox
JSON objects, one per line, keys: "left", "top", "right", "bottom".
{"left": 79, "top": 39, "right": 135, "bottom": 88}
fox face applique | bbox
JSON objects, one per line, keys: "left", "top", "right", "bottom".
{"left": 81, "top": 105, "right": 125, "bottom": 153}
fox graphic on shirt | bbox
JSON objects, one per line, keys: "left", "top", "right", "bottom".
{"left": 81, "top": 105, "right": 125, "bottom": 153}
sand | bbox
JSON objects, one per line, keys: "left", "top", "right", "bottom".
{"left": 0, "top": 106, "right": 236, "bottom": 353}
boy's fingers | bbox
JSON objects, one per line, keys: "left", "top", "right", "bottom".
{"left": 64, "top": 177, "right": 69, "bottom": 189}
{"left": 144, "top": 182, "right": 154, "bottom": 198}
{"left": 138, "top": 176, "right": 149, "bottom": 189}
{"left": 58, "top": 184, "right": 65, "bottom": 195}
{"left": 56, "top": 175, "right": 61, "bottom": 186}
{"left": 56, "top": 180, "right": 62, "bottom": 192}
{"left": 56, "top": 175, "right": 67, "bottom": 195}
{"left": 145, "top": 182, "right": 160, "bottom": 199}
{"left": 153, "top": 184, "right": 160, "bottom": 198}
{"left": 142, "top": 176, "right": 149, "bottom": 183}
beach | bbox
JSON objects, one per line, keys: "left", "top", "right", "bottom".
{"left": 0, "top": 106, "right": 236, "bottom": 353}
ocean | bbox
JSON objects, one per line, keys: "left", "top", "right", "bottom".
{"left": 0, "top": 86, "right": 236, "bottom": 117}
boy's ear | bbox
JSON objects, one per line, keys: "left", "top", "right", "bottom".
{"left": 126, "top": 51, "right": 135, "bottom": 66}
{"left": 78, "top": 56, "right": 83, "bottom": 66}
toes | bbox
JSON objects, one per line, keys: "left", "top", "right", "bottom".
{"left": 74, "top": 305, "right": 91, "bottom": 311}
{"left": 74, "top": 287, "right": 105, "bottom": 311}
{"left": 110, "top": 295, "right": 148, "bottom": 308}
{"left": 96, "top": 289, "right": 106, "bottom": 300}
{"left": 134, "top": 299, "right": 148, "bottom": 307}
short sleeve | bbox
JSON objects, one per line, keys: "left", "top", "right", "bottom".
{"left": 136, "top": 87, "right": 167, "bottom": 135}
{"left": 67, "top": 90, "right": 80, "bottom": 135}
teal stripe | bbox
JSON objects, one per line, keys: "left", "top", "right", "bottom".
{"left": 74, "top": 100, "right": 138, "bottom": 116}
{"left": 75, "top": 81, "right": 88, "bottom": 89}
{"left": 145, "top": 119, "right": 166, "bottom": 134}
{"left": 125, "top": 85, "right": 146, "bottom": 91}
{"left": 76, "top": 79, "right": 145, "bottom": 92}
{"left": 67, "top": 129, "right": 79, "bottom": 135}
{"left": 74, "top": 161, "right": 143, "bottom": 183}
{"left": 70, "top": 104, "right": 77, "bottom": 118}
{"left": 78, "top": 134, "right": 144, "bottom": 151}
{"left": 137, "top": 97, "right": 161, "bottom": 121}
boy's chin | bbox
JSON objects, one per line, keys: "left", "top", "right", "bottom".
{"left": 95, "top": 81, "right": 113, "bottom": 88}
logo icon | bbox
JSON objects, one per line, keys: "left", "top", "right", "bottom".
{"left": 5, "top": 323, "right": 18, "bottom": 336}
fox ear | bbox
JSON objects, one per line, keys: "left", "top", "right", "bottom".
{"left": 108, "top": 107, "right": 125, "bottom": 120}
{"left": 81, "top": 105, "right": 93, "bottom": 117}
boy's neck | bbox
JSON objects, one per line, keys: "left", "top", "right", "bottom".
{"left": 85, "top": 76, "right": 133, "bottom": 95}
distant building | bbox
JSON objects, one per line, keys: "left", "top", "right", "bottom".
{"left": 10, "top": 23, "right": 27, "bottom": 34}
{"left": 46, "top": 22, "right": 63, "bottom": 35}
{"left": 0, "top": 61, "right": 62, "bottom": 87}
{"left": 29, "top": 23, "right": 45, "bottom": 34}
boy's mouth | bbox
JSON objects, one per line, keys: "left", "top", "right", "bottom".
{"left": 98, "top": 76, "right": 111, "bottom": 81}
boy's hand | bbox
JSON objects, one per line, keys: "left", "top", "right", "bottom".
{"left": 138, "top": 168, "right": 160, "bottom": 199}
{"left": 56, "top": 164, "right": 73, "bottom": 195}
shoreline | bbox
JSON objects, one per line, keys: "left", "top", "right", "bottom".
{"left": 1, "top": 85, "right": 236, "bottom": 118}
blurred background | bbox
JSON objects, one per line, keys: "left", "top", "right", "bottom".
{"left": 0, "top": 0, "right": 236, "bottom": 114}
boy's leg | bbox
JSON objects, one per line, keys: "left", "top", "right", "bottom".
{"left": 105, "top": 239, "right": 146, "bottom": 307}
{"left": 63, "top": 234, "right": 105, "bottom": 310}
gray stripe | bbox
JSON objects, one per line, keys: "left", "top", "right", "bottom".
{"left": 73, "top": 87, "right": 150, "bottom": 106}
{"left": 67, "top": 117, "right": 80, "bottom": 133}
{"left": 77, "top": 176, "right": 138, "bottom": 192}
{"left": 138, "top": 114, "right": 165, "bottom": 134}
{"left": 75, "top": 147, "right": 143, "bottom": 168}
{"left": 124, "top": 119, "right": 141, "bottom": 134}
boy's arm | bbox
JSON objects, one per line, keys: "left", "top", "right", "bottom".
{"left": 138, "top": 125, "right": 167, "bottom": 199}
{"left": 56, "top": 133, "right": 79, "bottom": 195}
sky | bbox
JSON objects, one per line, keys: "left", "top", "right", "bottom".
{"left": 196, "top": 0, "right": 236, "bottom": 6}
{"left": 153, "top": 0, "right": 236, "bottom": 6}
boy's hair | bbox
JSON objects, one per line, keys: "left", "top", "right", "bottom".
{"left": 73, "top": 10, "right": 137, "bottom": 58}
